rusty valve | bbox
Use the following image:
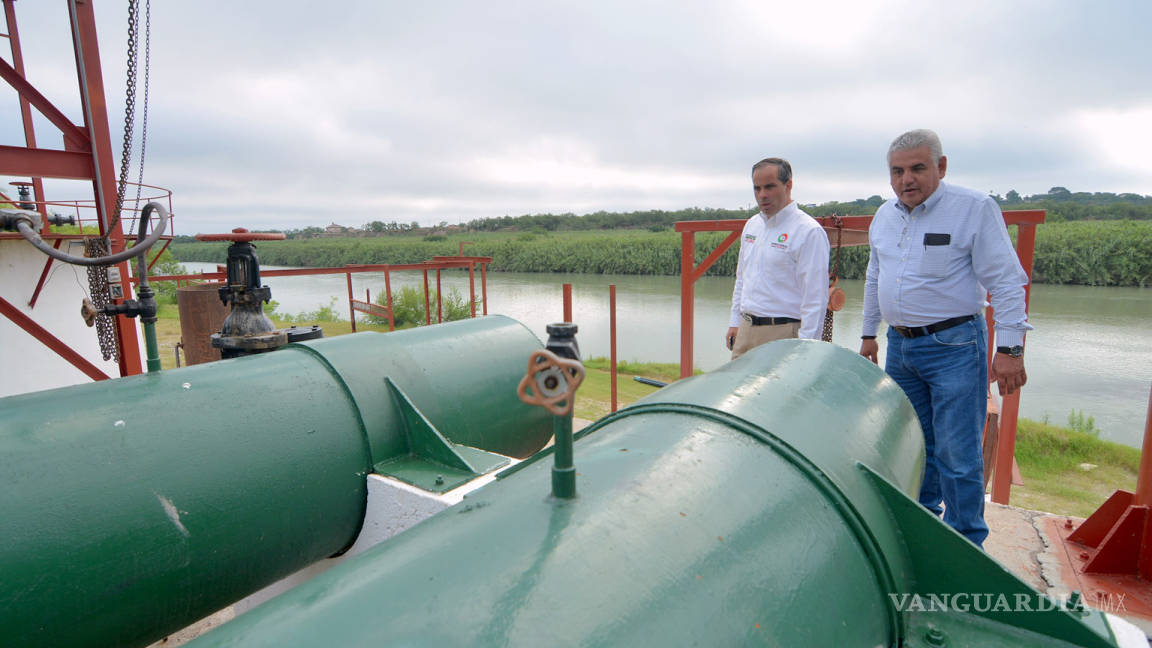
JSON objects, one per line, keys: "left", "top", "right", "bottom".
{"left": 517, "top": 349, "right": 584, "bottom": 417}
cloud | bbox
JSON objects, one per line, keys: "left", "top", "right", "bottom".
{"left": 2, "top": 0, "right": 1151, "bottom": 232}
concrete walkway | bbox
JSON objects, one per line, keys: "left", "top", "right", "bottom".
{"left": 986, "top": 501, "right": 1152, "bottom": 638}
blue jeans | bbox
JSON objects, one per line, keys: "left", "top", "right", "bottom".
{"left": 885, "top": 317, "right": 989, "bottom": 547}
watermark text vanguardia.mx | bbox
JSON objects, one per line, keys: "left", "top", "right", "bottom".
{"left": 889, "top": 592, "right": 1127, "bottom": 614}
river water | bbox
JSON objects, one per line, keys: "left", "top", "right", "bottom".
{"left": 183, "top": 262, "right": 1152, "bottom": 448}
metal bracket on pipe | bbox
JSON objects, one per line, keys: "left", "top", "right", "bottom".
{"left": 375, "top": 378, "right": 509, "bottom": 492}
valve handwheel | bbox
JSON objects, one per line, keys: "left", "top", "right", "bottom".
{"left": 517, "top": 349, "right": 585, "bottom": 417}
{"left": 194, "top": 227, "right": 285, "bottom": 242}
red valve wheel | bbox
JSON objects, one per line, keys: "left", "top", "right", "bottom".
{"left": 517, "top": 349, "right": 585, "bottom": 417}
{"left": 194, "top": 227, "right": 286, "bottom": 242}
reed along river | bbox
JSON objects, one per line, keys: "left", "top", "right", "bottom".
{"left": 183, "top": 263, "right": 1152, "bottom": 448}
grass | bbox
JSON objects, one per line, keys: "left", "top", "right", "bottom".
{"left": 1008, "top": 418, "right": 1141, "bottom": 517}
{"left": 151, "top": 304, "right": 1138, "bottom": 518}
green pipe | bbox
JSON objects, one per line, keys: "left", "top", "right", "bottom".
{"left": 0, "top": 315, "right": 552, "bottom": 648}
{"left": 142, "top": 317, "right": 162, "bottom": 373}
{"left": 186, "top": 341, "right": 1124, "bottom": 648}
{"left": 551, "top": 413, "right": 575, "bottom": 498}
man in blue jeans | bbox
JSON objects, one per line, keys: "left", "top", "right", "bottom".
{"left": 859, "top": 129, "right": 1031, "bottom": 548}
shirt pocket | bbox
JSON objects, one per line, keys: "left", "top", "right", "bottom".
{"left": 919, "top": 243, "right": 953, "bottom": 277}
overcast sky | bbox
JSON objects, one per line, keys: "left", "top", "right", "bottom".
{"left": 2, "top": 1, "right": 1150, "bottom": 233}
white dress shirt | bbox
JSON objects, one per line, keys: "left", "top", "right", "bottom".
{"left": 862, "top": 182, "right": 1033, "bottom": 346}
{"left": 729, "top": 201, "right": 830, "bottom": 340}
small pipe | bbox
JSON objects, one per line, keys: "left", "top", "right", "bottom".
{"left": 633, "top": 376, "right": 668, "bottom": 388}
{"left": 552, "top": 410, "right": 575, "bottom": 499}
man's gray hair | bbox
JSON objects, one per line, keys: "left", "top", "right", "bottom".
{"left": 888, "top": 129, "right": 943, "bottom": 163}
{"left": 751, "top": 157, "right": 792, "bottom": 183}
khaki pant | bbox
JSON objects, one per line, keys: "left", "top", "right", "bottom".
{"left": 731, "top": 319, "right": 800, "bottom": 359}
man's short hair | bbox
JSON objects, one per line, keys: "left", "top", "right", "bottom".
{"left": 751, "top": 157, "right": 792, "bottom": 184}
{"left": 888, "top": 129, "right": 943, "bottom": 163}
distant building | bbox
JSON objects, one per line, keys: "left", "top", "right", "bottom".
{"left": 324, "top": 223, "right": 348, "bottom": 235}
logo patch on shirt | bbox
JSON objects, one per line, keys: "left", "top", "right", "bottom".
{"left": 771, "top": 232, "right": 789, "bottom": 250}
{"left": 777, "top": 233, "right": 788, "bottom": 243}
{"left": 744, "top": 234, "right": 756, "bottom": 243}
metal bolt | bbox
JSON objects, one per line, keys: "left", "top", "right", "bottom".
{"left": 1064, "top": 519, "right": 1074, "bottom": 529}
{"left": 435, "top": 475, "right": 444, "bottom": 485}
{"left": 924, "top": 625, "right": 947, "bottom": 647}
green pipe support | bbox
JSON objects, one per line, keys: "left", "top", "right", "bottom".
{"left": 0, "top": 315, "right": 552, "bottom": 648}
{"left": 186, "top": 341, "right": 1125, "bottom": 648}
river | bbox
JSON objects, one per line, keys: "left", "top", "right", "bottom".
{"left": 183, "top": 262, "right": 1152, "bottom": 448}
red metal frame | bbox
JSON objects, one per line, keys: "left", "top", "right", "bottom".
{"left": 1, "top": 1, "right": 144, "bottom": 378}
{"left": 676, "top": 210, "right": 1044, "bottom": 503}
{"left": 0, "top": 294, "right": 110, "bottom": 381}
{"left": 610, "top": 284, "right": 617, "bottom": 413}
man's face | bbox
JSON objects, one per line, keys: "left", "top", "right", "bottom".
{"left": 889, "top": 146, "right": 947, "bottom": 209}
{"left": 752, "top": 165, "right": 793, "bottom": 217}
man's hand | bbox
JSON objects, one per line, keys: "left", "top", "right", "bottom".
{"left": 859, "top": 338, "right": 878, "bottom": 364}
{"left": 990, "top": 353, "right": 1027, "bottom": 396}
{"left": 725, "top": 326, "right": 739, "bottom": 351}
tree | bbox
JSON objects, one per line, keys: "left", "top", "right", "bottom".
{"left": 1005, "top": 190, "right": 1022, "bottom": 204}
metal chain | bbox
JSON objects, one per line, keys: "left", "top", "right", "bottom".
{"left": 133, "top": 0, "right": 151, "bottom": 207}
{"left": 821, "top": 215, "right": 844, "bottom": 343}
{"left": 85, "top": 239, "right": 121, "bottom": 362}
{"left": 112, "top": 0, "right": 141, "bottom": 234}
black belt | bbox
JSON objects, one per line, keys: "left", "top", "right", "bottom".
{"left": 745, "top": 315, "right": 800, "bottom": 326}
{"left": 891, "top": 314, "right": 976, "bottom": 338}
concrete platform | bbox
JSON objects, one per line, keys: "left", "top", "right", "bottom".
{"left": 986, "top": 501, "right": 1152, "bottom": 639}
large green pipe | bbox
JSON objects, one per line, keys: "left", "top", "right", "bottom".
{"left": 187, "top": 340, "right": 1124, "bottom": 648}
{"left": 0, "top": 315, "right": 552, "bottom": 648}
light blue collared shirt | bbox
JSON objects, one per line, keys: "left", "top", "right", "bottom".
{"left": 862, "top": 182, "right": 1033, "bottom": 347}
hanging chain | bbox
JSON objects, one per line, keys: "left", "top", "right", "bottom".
{"left": 111, "top": 0, "right": 141, "bottom": 234}
{"left": 133, "top": 0, "right": 151, "bottom": 207}
{"left": 821, "top": 215, "right": 845, "bottom": 343}
{"left": 85, "top": 239, "right": 121, "bottom": 362}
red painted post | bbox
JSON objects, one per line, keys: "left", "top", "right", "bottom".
{"left": 562, "top": 284, "right": 572, "bottom": 322}
{"left": 679, "top": 230, "right": 694, "bottom": 379}
{"left": 346, "top": 270, "right": 356, "bottom": 332}
{"left": 481, "top": 262, "right": 488, "bottom": 315}
{"left": 384, "top": 269, "right": 394, "bottom": 331}
{"left": 436, "top": 269, "right": 443, "bottom": 323}
{"left": 991, "top": 215, "right": 1041, "bottom": 505}
{"left": 468, "top": 262, "right": 476, "bottom": 318}
{"left": 423, "top": 269, "right": 431, "bottom": 325}
{"left": 1137, "top": 385, "right": 1152, "bottom": 508}
{"left": 610, "top": 284, "right": 618, "bottom": 412}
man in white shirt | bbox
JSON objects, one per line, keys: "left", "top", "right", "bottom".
{"left": 726, "top": 157, "right": 830, "bottom": 358}
{"left": 859, "top": 129, "right": 1031, "bottom": 548}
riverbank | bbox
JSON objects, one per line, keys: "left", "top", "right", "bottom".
{"left": 171, "top": 218, "right": 1152, "bottom": 286}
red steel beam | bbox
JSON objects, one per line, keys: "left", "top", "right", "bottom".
{"left": 0, "top": 55, "right": 91, "bottom": 151}
{"left": 3, "top": 1, "right": 51, "bottom": 231}
{"left": 27, "top": 239, "right": 62, "bottom": 308}
{"left": 70, "top": 0, "right": 142, "bottom": 378}
{"left": 0, "top": 294, "right": 110, "bottom": 381}
{"left": 0, "top": 144, "right": 95, "bottom": 179}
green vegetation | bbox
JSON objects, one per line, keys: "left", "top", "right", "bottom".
{"left": 172, "top": 219, "right": 1152, "bottom": 286}
{"left": 365, "top": 285, "right": 479, "bottom": 328}
{"left": 1010, "top": 417, "right": 1140, "bottom": 517}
